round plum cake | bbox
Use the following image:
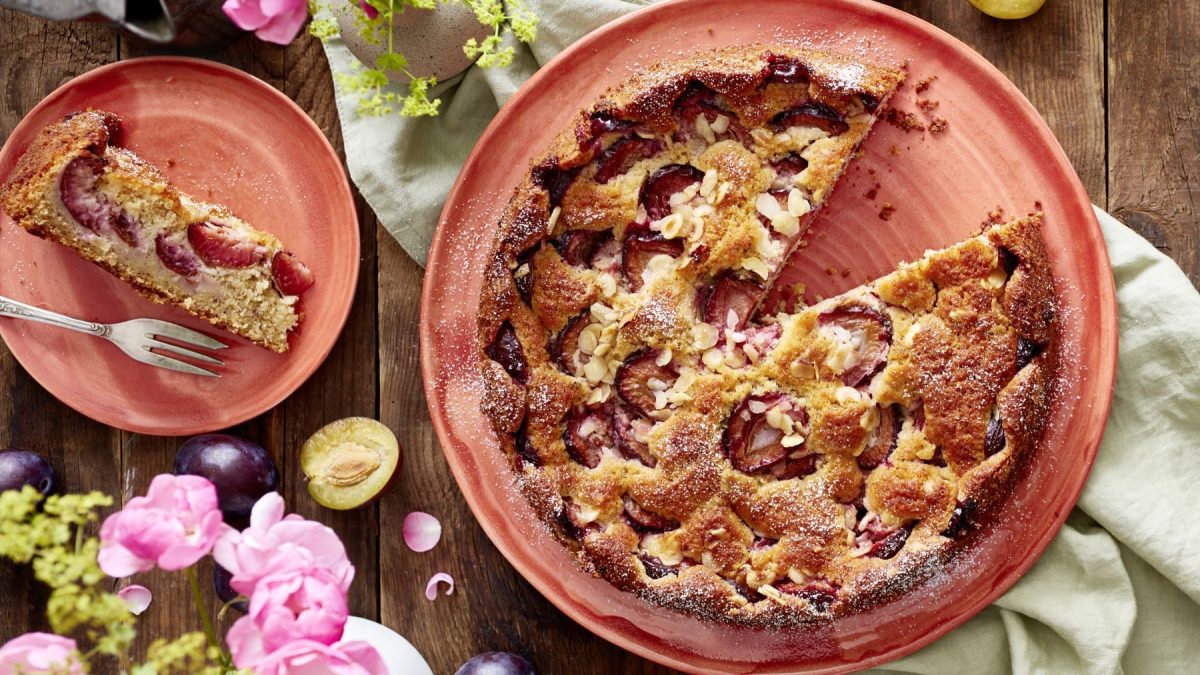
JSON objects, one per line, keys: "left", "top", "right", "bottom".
{"left": 476, "top": 44, "right": 1058, "bottom": 626}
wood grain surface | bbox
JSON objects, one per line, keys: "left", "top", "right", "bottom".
{"left": 0, "top": 1, "right": 1194, "bottom": 673}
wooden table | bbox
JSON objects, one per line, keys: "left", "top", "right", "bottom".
{"left": 0, "top": 1, "right": 1195, "bottom": 672}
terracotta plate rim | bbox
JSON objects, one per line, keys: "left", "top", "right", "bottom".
{"left": 0, "top": 56, "right": 361, "bottom": 436}
{"left": 421, "top": 0, "right": 1118, "bottom": 671}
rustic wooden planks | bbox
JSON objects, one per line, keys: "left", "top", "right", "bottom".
{"left": 0, "top": 1, "right": 1194, "bottom": 673}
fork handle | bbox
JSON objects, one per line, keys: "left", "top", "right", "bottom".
{"left": 0, "top": 295, "right": 108, "bottom": 337}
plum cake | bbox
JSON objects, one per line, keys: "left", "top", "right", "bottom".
{"left": 0, "top": 111, "right": 314, "bottom": 352}
{"left": 478, "top": 45, "right": 1059, "bottom": 625}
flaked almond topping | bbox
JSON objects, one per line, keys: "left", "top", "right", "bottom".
{"left": 547, "top": 206, "right": 562, "bottom": 233}
{"left": 578, "top": 324, "right": 601, "bottom": 355}
{"left": 748, "top": 399, "right": 769, "bottom": 414}
{"left": 986, "top": 267, "right": 1008, "bottom": 288}
{"left": 758, "top": 584, "right": 783, "bottom": 601}
{"left": 786, "top": 568, "right": 807, "bottom": 584}
{"left": 699, "top": 168, "right": 719, "bottom": 198}
{"left": 657, "top": 213, "right": 687, "bottom": 239}
{"left": 655, "top": 348, "right": 673, "bottom": 367}
{"left": 726, "top": 308, "right": 740, "bottom": 329}
{"left": 586, "top": 384, "right": 612, "bottom": 405}
{"left": 702, "top": 348, "right": 725, "bottom": 369}
{"left": 642, "top": 253, "right": 676, "bottom": 288}
{"left": 647, "top": 377, "right": 670, "bottom": 392}
{"left": 596, "top": 272, "right": 617, "bottom": 297}
{"left": 756, "top": 193, "right": 784, "bottom": 220}
{"left": 790, "top": 360, "right": 819, "bottom": 380}
{"left": 787, "top": 188, "right": 812, "bottom": 218}
{"left": 654, "top": 390, "right": 670, "bottom": 410}
{"left": 590, "top": 302, "right": 616, "bottom": 324}
{"left": 713, "top": 181, "right": 731, "bottom": 205}
{"left": 695, "top": 114, "right": 717, "bottom": 144}
{"left": 835, "top": 386, "right": 862, "bottom": 403}
{"left": 692, "top": 323, "right": 720, "bottom": 350}
{"left": 724, "top": 348, "right": 747, "bottom": 368}
{"left": 742, "top": 256, "right": 771, "bottom": 279}
{"left": 744, "top": 343, "right": 760, "bottom": 363}
{"left": 514, "top": 263, "right": 530, "bottom": 278}
{"left": 710, "top": 114, "right": 731, "bottom": 135}
{"left": 781, "top": 434, "right": 805, "bottom": 448}
{"left": 583, "top": 357, "right": 607, "bottom": 384}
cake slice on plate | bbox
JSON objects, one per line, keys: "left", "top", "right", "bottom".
{"left": 0, "top": 111, "right": 314, "bottom": 352}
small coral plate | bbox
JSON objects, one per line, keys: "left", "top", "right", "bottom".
{"left": 0, "top": 57, "right": 360, "bottom": 436}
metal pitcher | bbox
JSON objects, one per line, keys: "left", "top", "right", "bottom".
{"left": 0, "top": 0, "right": 176, "bottom": 42}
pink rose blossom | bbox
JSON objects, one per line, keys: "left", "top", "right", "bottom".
{"left": 0, "top": 633, "right": 84, "bottom": 674}
{"left": 117, "top": 584, "right": 153, "bottom": 615}
{"left": 234, "top": 638, "right": 386, "bottom": 675}
{"left": 213, "top": 492, "right": 354, "bottom": 598}
{"left": 234, "top": 567, "right": 349, "bottom": 657}
{"left": 98, "top": 474, "right": 223, "bottom": 577}
{"left": 222, "top": 0, "right": 308, "bottom": 45}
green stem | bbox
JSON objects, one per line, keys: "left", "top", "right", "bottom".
{"left": 186, "top": 567, "right": 229, "bottom": 667}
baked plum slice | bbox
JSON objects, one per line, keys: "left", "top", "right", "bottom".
{"left": 61, "top": 156, "right": 141, "bottom": 246}
{"left": 594, "top": 137, "right": 664, "bottom": 184}
{"left": 724, "top": 394, "right": 810, "bottom": 474}
{"left": 852, "top": 512, "right": 910, "bottom": 559}
{"left": 271, "top": 251, "right": 314, "bottom": 295}
{"left": 1016, "top": 337, "right": 1043, "bottom": 370}
{"left": 984, "top": 414, "right": 1006, "bottom": 457}
{"left": 188, "top": 221, "right": 265, "bottom": 268}
{"left": 673, "top": 85, "right": 751, "bottom": 145}
{"left": 769, "top": 102, "right": 850, "bottom": 136}
{"left": 552, "top": 229, "right": 610, "bottom": 267}
{"left": 155, "top": 233, "right": 201, "bottom": 277}
{"left": 639, "top": 164, "right": 704, "bottom": 221}
{"left": 623, "top": 496, "right": 678, "bottom": 532}
{"left": 556, "top": 497, "right": 599, "bottom": 539}
{"left": 771, "top": 153, "right": 809, "bottom": 187}
{"left": 486, "top": 321, "right": 528, "bottom": 384}
{"left": 550, "top": 313, "right": 588, "bottom": 373}
{"left": 531, "top": 160, "right": 580, "bottom": 208}
{"left": 942, "top": 499, "right": 977, "bottom": 538}
{"left": 817, "top": 303, "right": 892, "bottom": 386}
{"left": 858, "top": 404, "right": 900, "bottom": 470}
{"left": 763, "top": 53, "right": 811, "bottom": 84}
{"left": 699, "top": 273, "right": 765, "bottom": 329}
{"left": 776, "top": 578, "right": 839, "bottom": 612}
{"left": 622, "top": 233, "right": 683, "bottom": 292}
{"left": 612, "top": 404, "right": 656, "bottom": 467}
{"left": 616, "top": 349, "right": 677, "bottom": 417}
{"left": 563, "top": 407, "right": 612, "bottom": 469}
{"left": 639, "top": 554, "right": 680, "bottom": 579}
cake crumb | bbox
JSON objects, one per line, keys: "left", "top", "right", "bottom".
{"left": 825, "top": 266, "right": 838, "bottom": 276}
{"left": 864, "top": 182, "right": 881, "bottom": 200}
{"left": 917, "top": 99, "right": 939, "bottom": 112}
{"left": 929, "top": 117, "right": 949, "bottom": 134}
{"left": 879, "top": 203, "right": 896, "bottom": 221}
{"left": 888, "top": 144, "right": 901, "bottom": 156}
{"left": 841, "top": 268, "right": 852, "bottom": 278}
{"left": 915, "top": 75, "right": 937, "bottom": 93}
{"left": 884, "top": 109, "right": 926, "bottom": 132}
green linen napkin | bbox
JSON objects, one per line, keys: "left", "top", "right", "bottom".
{"left": 320, "top": 4, "right": 1200, "bottom": 671}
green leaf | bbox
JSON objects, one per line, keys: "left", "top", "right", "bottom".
{"left": 375, "top": 52, "right": 408, "bottom": 71}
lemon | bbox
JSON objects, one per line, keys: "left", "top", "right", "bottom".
{"left": 968, "top": 0, "right": 1047, "bottom": 19}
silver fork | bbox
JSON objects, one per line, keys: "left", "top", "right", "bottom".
{"left": 0, "top": 295, "right": 227, "bottom": 377}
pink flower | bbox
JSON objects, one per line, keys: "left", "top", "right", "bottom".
{"left": 232, "top": 567, "right": 349, "bottom": 658}
{"left": 222, "top": 0, "right": 308, "bottom": 45}
{"left": 98, "top": 474, "right": 223, "bottom": 577}
{"left": 235, "top": 638, "right": 386, "bottom": 674}
{"left": 213, "top": 492, "right": 353, "bottom": 598}
{"left": 358, "top": 1, "right": 379, "bottom": 20}
{"left": 0, "top": 633, "right": 84, "bottom": 674}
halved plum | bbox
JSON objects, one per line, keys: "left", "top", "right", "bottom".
{"left": 594, "top": 137, "right": 664, "bottom": 184}
{"left": 750, "top": 535, "right": 777, "bottom": 552}
{"left": 858, "top": 404, "right": 900, "bottom": 470}
{"left": 817, "top": 303, "right": 892, "bottom": 386}
{"left": 513, "top": 245, "right": 538, "bottom": 303}
{"left": 552, "top": 229, "right": 610, "bottom": 267}
{"left": 563, "top": 407, "right": 611, "bottom": 468}
{"left": 623, "top": 496, "right": 678, "bottom": 532}
{"left": 763, "top": 53, "right": 810, "bottom": 84}
{"left": 550, "top": 313, "right": 588, "bottom": 373}
{"left": 767, "top": 453, "right": 819, "bottom": 480}
{"left": 486, "top": 321, "right": 528, "bottom": 384}
{"left": 724, "top": 394, "right": 809, "bottom": 474}
{"left": 61, "top": 156, "right": 116, "bottom": 236}
{"left": 615, "top": 350, "right": 677, "bottom": 417}
{"left": 769, "top": 102, "right": 849, "bottom": 136}
{"left": 622, "top": 233, "right": 683, "bottom": 292}
{"left": 639, "top": 164, "right": 704, "bottom": 221}
{"left": 557, "top": 497, "right": 599, "bottom": 539}
{"left": 1016, "top": 337, "right": 1043, "bottom": 370}
{"left": 299, "top": 417, "right": 401, "bottom": 510}
{"left": 699, "top": 273, "right": 765, "bottom": 329}
{"left": 513, "top": 424, "right": 541, "bottom": 468}
{"left": 639, "top": 554, "right": 680, "bottom": 579}
{"left": 586, "top": 111, "right": 635, "bottom": 138}
{"left": 612, "top": 404, "right": 656, "bottom": 467}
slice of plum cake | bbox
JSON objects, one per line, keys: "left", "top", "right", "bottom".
{"left": 0, "top": 111, "right": 314, "bottom": 352}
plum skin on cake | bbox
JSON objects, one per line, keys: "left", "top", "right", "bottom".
{"left": 476, "top": 44, "right": 1060, "bottom": 626}
{"left": 0, "top": 110, "right": 314, "bottom": 353}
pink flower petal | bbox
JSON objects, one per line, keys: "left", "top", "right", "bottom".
{"left": 403, "top": 512, "right": 442, "bottom": 553}
{"left": 117, "top": 585, "right": 152, "bottom": 615}
{"left": 424, "top": 573, "right": 454, "bottom": 601}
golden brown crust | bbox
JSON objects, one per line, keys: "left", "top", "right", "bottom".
{"left": 0, "top": 111, "right": 307, "bottom": 352}
{"left": 477, "top": 45, "right": 1059, "bottom": 627}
